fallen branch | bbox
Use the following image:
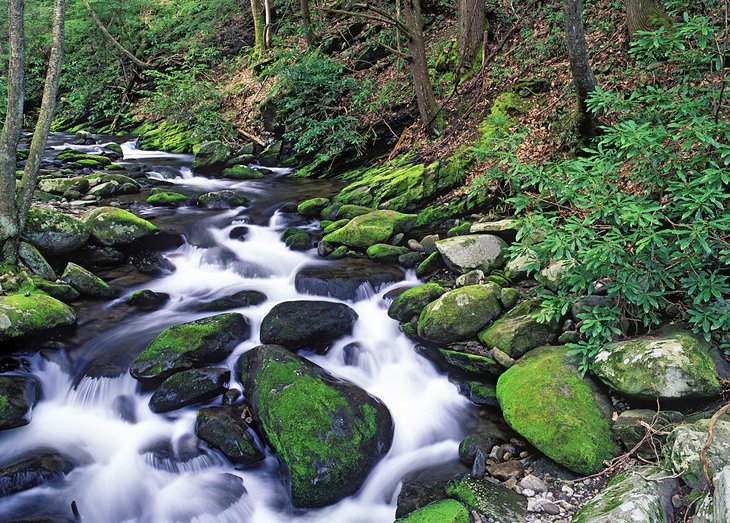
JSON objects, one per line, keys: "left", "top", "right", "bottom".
{"left": 234, "top": 127, "right": 267, "bottom": 147}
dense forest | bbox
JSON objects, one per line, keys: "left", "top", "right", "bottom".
{"left": 0, "top": 1, "right": 728, "bottom": 522}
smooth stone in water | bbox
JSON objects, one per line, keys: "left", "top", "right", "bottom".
{"left": 295, "top": 259, "right": 404, "bottom": 300}
{"left": 126, "top": 289, "right": 170, "bottom": 310}
{"left": 260, "top": 300, "right": 358, "bottom": 350}
{"left": 23, "top": 207, "right": 90, "bottom": 255}
{"left": 195, "top": 290, "right": 267, "bottom": 312}
{"left": 0, "top": 449, "right": 76, "bottom": 497}
{"left": 83, "top": 206, "right": 158, "bottom": 247}
{"left": 281, "top": 227, "right": 311, "bottom": 251}
{"left": 197, "top": 190, "right": 248, "bottom": 209}
{"left": 0, "top": 375, "right": 39, "bottom": 430}
{"left": 61, "top": 262, "right": 117, "bottom": 298}
{"left": 191, "top": 140, "right": 231, "bottom": 173}
{"left": 388, "top": 283, "right": 446, "bottom": 323}
{"left": 195, "top": 406, "right": 265, "bottom": 466}
{"left": 149, "top": 368, "right": 230, "bottom": 413}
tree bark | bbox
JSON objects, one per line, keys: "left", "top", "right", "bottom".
{"left": 251, "top": 0, "right": 267, "bottom": 56}
{"left": 626, "top": 0, "right": 667, "bottom": 41}
{"left": 81, "top": 0, "right": 151, "bottom": 69}
{"left": 458, "top": 0, "right": 486, "bottom": 64}
{"left": 563, "top": 0, "right": 597, "bottom": 142}
{"left": 301, "top": 0, "right": 314, "bottom": 45}
{"left": 402, "top": 0, "right": 440, "bottom": 134}
{"left": 264, "top": 0, "right": 273, "bottom": 48}
{"left": 0, "top": 0, "right": 25, "bottom": 245}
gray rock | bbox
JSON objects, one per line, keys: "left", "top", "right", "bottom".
{"left": 195, "top": 406, "right": 265, "bottom": 465}
{"left": 470, "top": 218, "right": 519, "bottom": 242}
{"left": 420, "top": 234, "right": 440, "bottom": 253}
{"left": 149, "top": 368, "right": 229, "bottom": 413}
{"left": 505, "top": 249, "right": 538, "bottom": 281}
{"left": 435, "top": 234, "right": 507, "bottom": 274}
{"left": 192, "top": 141, "right": 232, "bottom": 173}
{"left": 478, "top": 299, "right": 560, "bottom": 358}
{"left": 23, "top": 207, "right": 89, "bottom": 255}
{"left": 520, "top": 474, "right": 548, "bottom": 493}
{"left": 446, "top": 474, "right": 528, "bottom": 522}
{"left": 61, "top": 262, "right": 117, "bottom": 298}
{"left": 714, "top": 465, "right": 730, "bottom": 523}
{"left": 18, "top": 241, "right": 56, "bottom": 280}
{"left": 455, "top": 269, "right": 484, "bottom": 287}
{"left": 0, "top": 449, "right": 76, "bottom": 497}
{"left": 295, "top": 259, "right": 404, "bottom": 301}
{"left": 0, "top": 375, "right": 39, "bottom": 430}
{"left": 260, "top": 300, "right": 358, "bottom": 350}
{"left": 668, "top": 418, "right": 730, "bottom": 489}
{"left": 538, "top": 260, "right": 571, "bottom": 291}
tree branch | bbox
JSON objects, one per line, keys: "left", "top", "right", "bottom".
{"left": 81, "top": 0, "right": 152, "bottom": 69}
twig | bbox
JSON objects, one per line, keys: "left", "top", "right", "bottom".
{"left": 700, "top": 402, "right": 730, "bottom": 492}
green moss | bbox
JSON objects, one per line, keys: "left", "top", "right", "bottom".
{"left": 296, "top": 197, "right": 331, "bottom": 217}
{"left": 439, "top": 349, "right": 500, "bottom": 377}
{"left": 323, "top": 219, "right": 350, "bottom": 234}
{"left": 322, "top": 210, "right": 417, "bottom": 250}
{"left": 478, "top": 299, "right": 559, "bottom": 357}
{"left": 479, "top": 89, "right": 542, "bottom": 142}
{"left": 0, "top": 395, "right": 7, "bottom": 412}
{"left": 447, "top": 222, "right": 471, "bottom": 237}
{"left": 222, "top": 165, "right": 264, "bottom": 179}
{"left": 83, "top": 207, "right": 157, "bottom": 246}
{"left": 0, "top": 293, "right": 77, "bottom": 341}
{"left": 133, "top": 120, "right": 199, "bottom": 153}
{"left": 58, "top": 151, "right": 112, "bottom": 166}
{"left": 395, "top": 499, "right": 470, "bottom": 523}
{"left": 106, "top": 163, "right": 125, "bottom": 171}
{"left": 366, "top": 244, "right": 410, "bottom": 264}
{"left": 147, "top": 191, "right": 187, "bottom": 206}
{"left": 388, "top": 283, "right": 446, "bottom": 322}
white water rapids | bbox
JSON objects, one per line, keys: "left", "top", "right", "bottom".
{"left": 0, "top": 139, "right": 470, "bottom": 522}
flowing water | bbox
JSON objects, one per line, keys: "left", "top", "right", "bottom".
{"left": 0, "top": 135, "right": 476, "bottom": 523}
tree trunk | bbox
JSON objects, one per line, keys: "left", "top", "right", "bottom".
{"left": 626, "top": 0, "right": 667, "bottom": 41}
{"left": 264, "top": 0, "right": 273, "bottom": 48}
{"left": 300, "top": 0, "right": 314, "bottom": 45}
{"left": 251, "top": 0, "right": 267, "bottom": 56}
{"left": 458, "top": 0, "right": 486, "bottom": 64}
{"left": 563, "top": 0, "right": 597, "bottom": 142}
{"left": 0, "top": 0, "right": 25, "bottom": 245}
{"left": 9, "top": 0, "right": 67, "bottom": 262}
{"left": 81, "top": 0, "right": 151, "bottom": 69}
{"left": 402, "top": 0, "right": 440, "bottom": 134}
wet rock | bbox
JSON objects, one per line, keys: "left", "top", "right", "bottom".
{"left": 459, "top": 432, "right": 505, "bottom": 466}
{"left": 75, "top": 245, "right": 126, "bottom": 266}
{"left": 240, "top": 344, "right": 393, "bottom": 508}
{"left": 32, "top": 278, "right": 80, "bottom": 302}
{"left": 38, "top": 176, "right": 90, "bottom": 195}
{"left": 131, "top": 251, "right": 176, "bottom": 275}
{"left": 61, "top": 262, "right": 117, "bottom": 298}
{"left": 197, "top": 190, "right": 248, "bottom": 209}
{"left": 228, "top": 226, "right": 249, "bottom": 241}
{"left": 191, "top": 141, "right": 231, "bottom": 173}
{"left": 478, "top": 299, "right": 560, "bottom": 358}
{"left": 366, "top": 243, "right": 410, "bottom": 264}
{"left": 126, "top": 290, "right": 170, "bottom": 310}
{"left": 387, "top": 283, "right": 446, "bottom": 323}
{"left": 23, "top": 207, "right": 90, "bottom": 255}
{"left": 297, "top": 197, "right": 330, "bottom": 217}
{"left": 222, "top": 165, "right": 263, "bottom": 179}
{"left": 324, "top": 204, "right": 373, "bottom": 221}
{"left": 395, "top": 499, "right": 470, "bottom": 523}
{"left": 435, "top": 234, "right": 507, "bottom": 274}
{"left": 260, "top": 300, "right": 358, "bottom": 350}
{"left": 295, "top": 259, "right": 405, "bottom": 300}
{"left": 196, "top": 290, "right": 267, "bottom": 312}
{"left": 487, "top": 459, "right": 524, "bottom": 480}
{"left": 416, "top": 251, "right": 446, "bottom": 278}
{"left": 668, "top": 418, "right": 730, "bottom": 489}
{"left": 0, "top": 449, "right": 76, "bottom": 497}
{"left": 496, "top": 346, "right": 619, "bottom": 475}
{"left": 438, "top": 349, "right": 502, "bottom": 378}
{"left": 195, "top": 406, "right": 265, "bottom": 465}
{"left": 0, "top": 375, "right": 39, "bottom": 430}
{"left": 446, "top": 474, "right": 528, "bottom": 522}
{"left": 281, "top": 227, "right": 311, "bottom": 251}
{"left": 0, "top": 293, "right": 76, "bottom": 342}
{"left": 18, "top": 242, "right": 55, "bottom": 280}
{"left": 147, "top": 191, "right": 187, "bottom": 207}
{"left": 130, "top": 313, "right": 251, "bottom": 383}
{"left": 459, "top": 380, "right": 498, "bottom": 406}
{"left": 398, "top": 252, "right": 422, "bottom": 268}
{"left": 499, "top": 287, "right": 520, "bottom": 310}
{"left": 83, "top": 207, "right": 158, "bottom": 247}
{"left": 149, "top": 367, "right": 230, "bottom": 413}
{"left": 321, "top": 210, "right": 417, "bottom": 250}
{"left": 395, "top": 461, "right": 470, "bottom": 519}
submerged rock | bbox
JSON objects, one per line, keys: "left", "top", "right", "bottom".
{"left": 0, "top": 375, "right": 39, "bottom": 430}
{"left": 446, "top": 474, "right": 528, "bottom": 522}
{"left": 83, "top": 207, "right": 158, "bottom": 247}
{"left": 0, "top": 293, "right": 76, "bottom": 342}
{"left": 23, "top": 207, "right": 89, "bottom": 255}
{"left": 496, "top": 346, "right": 619, "bottom": 475}
{"left": 195, "top": 406, "right": 265, "bottom": 466}
{"left": 260, "top": 300, "right": 358, "bottom": 350}
{"left": 0, "top": 449, "right": 76, "bottom": 497}
{"left": 435, "top": 234, "right": 507, "bottom": 274}
{"left": 240, "top": 344, "right": 393, "bottom": 508}
{"left": 478, "top": 299, "right": 560, "bottom": 358}
{"left": 61, "top": 262, "right": 117, "bottom": 298}
{"left": 295, "top": 259, "right": 405, "bottom": 300}
{"left": 130, "top": 313, "right": 250, "bottom": 383}
{"left": 149, "top": 367, "right": 229, "bottom": 413}
{"left": 322, "top": 210, "right": 416, "bottom": 250}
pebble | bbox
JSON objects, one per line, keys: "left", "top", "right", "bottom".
{"left": 522, "top": 488, "right": 536, "bottom": 497}
{"left": 520, "top": 474, "right": 548, "bottom": 493}
{"left": 671, "top": 494, "right": 683, "bottom": 509}
{"left": 542, "top": 502, "right": 560, "bottom": 515}
{"left": 407, "top": 239, "right": 423, "bottom": 251}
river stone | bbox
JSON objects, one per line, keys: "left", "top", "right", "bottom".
{"left": 197, "top": 190, "right": 248, "bottom": 209}
{"left": 470, "top": 218, "right": 519, "bottom": 243}
{"left": 435, "top": 234, "right": 507, "bottom": 274}
{"left": 592, "top": 329, "right": 723, "bottom": 401}
{"left": 446, "top": 474, "right": 527, "bottom": 522}
{"left": 322, "top": 210, "right": 417, "bottom": 250}
{"left": 281, "top": 227, "right": 311, "bottom": 251}
{"left": 192, "top": 140, "right": 231, "bottom": 173}
{"left": 395, "top": 461, "right": 470, "bottom": 519}
{"left": 38, "top": 176, "right": 90, "bottom": 195}
{"left": 538, "top": 260, "right": 571, "bottom": 291}
{"left": 130, "top": 313, "right": 251, "bottom": 383}
{"left": 83, "top": 207, "right": 158, "bottom": 247}
{"left": 388, "top": 283, "right": 446, "bottom": 322}
{"left": 416, "top": 251, "right": 446, "bottom": 278}
{"left": 438, "top": 349, "right": 502, "bottom": 378}
{"left": 295, "top": 259, "right": 405, "bottom": 300}
{"left": 147, "top": 191, "right": 187, "bottom": 207}
{"left": 260, "top": 300, "right": 358, "bottom": 350}
{"left": 0, "top": 293, "right": 76, "bottom": 342}
{"left": 505, "top": 249, "right": 538, "bottom": 281}
{"left": 87, "top": 180, "right": 119, "bottom": 198}
{"left": 0, "top": 449, "right": 76, "bottom": 497}
{"left": 61, "top": 262, "right": 117, "bottom": 298}
{"left": 395, "top": 499, "right": 470, "bottom": 523}
{"left": 297, "top": 197, "right": 330, "bottom": 217}
{"left": 668, "top": 418, "right": 730, "bottom": 489}
{"left": 478, "top": 299, "right": 560, "bottom": 358}
{"left": 240, "top": 344, "right": 394, "bottom": 508}
{"left": 23, "top": 207, "right": 90, "bottom": 255}
{"left": 33, "top": 277, "right": 81, "bottom": 302}
{"left": 18, "top": 241, "right": 56, "bottom": 280}
{"left": 323, "top": 219, "right": 350, "bottom": 235}
{"left": 572, "top": 467, "right": 678, "bottom": 523}
{"left": 417, "top": 284, "right": 502, "bottom": 344}
{"left": 196, "top": 290, "right": 267, "bottom": 312}
{"left": 496, "top": 346, "right": 619, "bottom": 475}
{"left": 195, "top": 406, "right": 265, "bottom": 465}
{"left": 126, "top": 289, "right": 170, "bottom": 310}
{"left": 366, "top": 244, "right": 411, "bottom": 264}
{"left": 222, "top": 165, "right": 263, "bottom": 179}
{"left": 459, "top": 433, "right": 505, "bottom": 466}
{"left": 0, "top": 375, "right": 39, "bottom": 430}
{"left": 149, "top": 367, "right": 230, "bottom": 413}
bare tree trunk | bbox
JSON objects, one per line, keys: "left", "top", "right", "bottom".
{"left": 0, "top": 0, "right": 25, "bottom": 246}
{"left": 626, "top": 0, "right": 667, "bottom": 41}
{"left": 251, "top": 0, "right": 267, "bottom": 56}
{"left": 81, "top": 0, "right": 151, "bottom": 69}
{"left": 458, "top": 0, "right": 486, "bottom": 64}
{"left": 264, "top": 0, "right": 273, "bottom": 48}
{"left": 301, "top": 0, "right": 314, "bottom": 45}
{"left": 563, "top": 0, "right": 597, "bottom": 142}
{"left": 8, "top": 0, "right": 68, "bottom": 263}
{"left": 402, "top": 0, "right": 440, "bottom": 134}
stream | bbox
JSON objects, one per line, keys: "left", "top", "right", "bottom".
{"left": 0, "top": 134, "right": 481, "bottom": 523}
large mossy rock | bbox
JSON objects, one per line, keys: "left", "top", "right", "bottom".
{"left": 572, "top": 467, "right": 678, "bottom": 523}
{"left": 61, "top": 262, "right": 117, "bottom": 298}
{"left": 0, "top": 375, "right": 39, "bottom": 430}
{"left": 0, "top": 293, "right": 76, "bottom": 342}
{"left": 417, "top": 284, "right": 502, "bottom": 344}
{"left": 240, "top": 344, "right": 394, "bottom": 508}
{"left": 148, "top": 367, "right": 229, "bottom": 413}
{"left": 23, "top": 207, "right": 90, "bottom": 255}
{"left": 192, "top": 141, "right": 232, "bottom": 173}
{"left": 83, "top": 207, "right": 157, "bottom": 247}
{"left": 446, "top": 474, "right": 527, "bottom": 522}
{"left": 395, "top": 499, "right": 470, "bottom": 523}
{"left": 295, "top": 259, "right": 404, "bottom": 301}
{"left": 435, "top": 234, "right": 507, "bottom": 274}
{"left": 197, "top": 190, "right": 248, "bottom": 209}
{"left": 592, "top": 329, "right": 723, "bottom": 401}
{"left": 388, "top": 283, "right": 446, "bottom": 323}
{"left": 297, "top": 198, "right": 330, "bottom": 217}
{"left": 130, "top": 313, "right": 250, "bottom": 383}
{"left": 18, "top": 241, "right": 56, "bottom": 280}
{"left": 195, "top": 406, "right": 265, "bottom": 465}
{"left": 260, "top": 300, "right": 358, "bottom": 350}
{"left": 322, "top": 210, "right": 416, "bottom": 250}
{"left": 668, "top": 418, "right": 730, "bottom": 489}
{"left": 496, "top": 346, "right": 619, "bottom": 475}
{"left": 478, "top": 299, "right": 560, "bottom": 358}
{"left": 38, "top": 176, "right": 90, "bottom": 195}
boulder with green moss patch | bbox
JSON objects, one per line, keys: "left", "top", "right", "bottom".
{"left": 438, "top": 349, "right": 502, "bottom": 378}
{"left": 0, "top": 293, "right": 76, "bottom": 341}
{"left": 83, "top": 207, "right": 158, "bottom": 247}
{"left": 436, "top": 234, "right": 507, "bottom": 274}
{"left": 23, "top": 207, "right": 90, "bottom": 255}
{"left": 32, "top": 277, "right": 80, "bottom": 301}
{"left": 192, "top": 141, "right": 232, "bottom": 173}
{"left": 240, "top": 344, "right": 393, "bottom": 507}
{"left": 281, "top": 228, "right": 311, "bottom": 251}
{"left": 61, "top": 262, "right": 117, "bottom": 299}
{"left": 197, "top": 190, "right": 248, "bottom": 209}
{"left": 322, "top": 210, "right": 417, "bottom": 250}
{"left": 417, "top": 284, "right": 502, "bottom": 344}
{"left": 395, "top": 499, "right": 470, "bottom": 523}
{"left": 38, "top": 177, "right": 89, "bottom": 195}
{"left": 149, "top": 367, "right": 229, "bottom": 413}
{"left": 446, "top": 474, "right": 527, "bottom": 522}
{"left": 195, "top": 406, "right": 265, "bottom": 465}
{"left": 84, "top": 173, "right": 140, "bottom": 191}
{"left": 592, "top": 329, "right": 723, "bottom": 401}
{"left": 388, "top": 283, "right": 446, "bottom": 322}
{"left": 130, "top": 313, "right": 250, "bottom": 383}
{"left": 668, "top": 418, "right": 730, "bottom": 489}
{"left": 297, "top": 198, "right": 330, "bottom": 217}
{"left": 323, "top": 219, "right": 350, "bottom": 234}
{"left": 496, "top": 346, "right": 619, "bottom": 475}
{"left": 478, "top": 299, "right": 560, "bottom": 358}
{"left": 18, "top": 242, "right": 55, "bottom": 280}
{"left": 147, "top": 191, "right": 187, "bottom": 207}
{"left": 0, "top": 376, "right": 39, "bottom": 430}
{"left": 222, "top": 165, "right": 264, "bottom": 179}
{"left": 366, "top": 244, "right": 410, "bottom": 264}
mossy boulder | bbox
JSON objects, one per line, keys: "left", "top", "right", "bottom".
{"left": 281, "top": 228, "right": 311, "bottom": 251}
{"left": 126, "top": 289, "right": 170, "bottom": 310}
{"left": 23, "top": 207, "right": 90, "bottom": 255}
{"left": 195, "top": 406, "right": 265, "bottom": 465}
{"left": 470, "top": 218, "right": 519, "bottom": 243}
{"left": 435, "top": 234, "right": 507, "bottom": 274}
{"left": 478, "top": 299, "right": 560, "bottom": 358}
{"left": 192, "top": 140, "right": 232, "bottom": 173}
{"left": 446, "top": 474, "right": 527, "bottom": 522}
{"left": 134, "top": 120, "right": 198, "bottom": 153}
{"left": 83, "top": 207, "right": 158, "bottom": 247}
{"left": 18, "top": 241, "right": 55, "bottom": 280}
{"left": 297, "top": 198, "right": 330, "bottom": 217}
{"left": 417, "top": 284, "right": 502, "bottom": 344}
{"left": 85, "top": 173, "right": 140, "bottom": 191}
{"left": 147, "top": 191, "right": 187, "bottom": 207}
{"left": 322, "top": 210, "right": 417, "bottom": 250}
{"left": 197, "top": 190, "right": 248, "bottom": 209}
{"left": 496, "top": 346, "right": 619, "bottom": 475}
{"left": 330, "top": 204, "right": 373, "bottom": 221}
{"left": 395, "top": 499, "right": 470, "bottom": 523}
{"left": 388, "top": 283, "right": 446, "bottom": 322}
{"left": 668, "top": 418, "right": 730, "bottom": 489}
{"left": 592, "top": 329, "right": 723, "bottom": 401}
{"left": 0, "top": 293, "right": 77, "bottom": 341}
{"left": 130, "top": 313, "right": 250, "bottom": 383}
{"left": 0, "top": 375, "right": 39, "bottom": 430}
{"left": 416, "top": 252, "right": 446, "bottom": 278}
{"left": 32, "top": 278, "right": 80, "bottom": 301}
{"left": 323, "top": 219, "right": 350, "bottom": 234}
{"left": 260, "top": 300, "right": 358, "bottom": 350}
{"left": 61, "top": 262, "right": 117, "bottom": 299}
{"left": 366, "top": 244, "right": 410, "bottom": 264}
{"left": 222, "top": 165, "right": 264, "bottom": 179}
{"left": 38, "top": 177, "right": 89, "bottom": 195}
{"left": 438, "top": 349, "right": 502, "bottom": 378}
{"left": 148, "top": 367, "right": 230, "bottom": 413}
{"left": 240, "top": 344, "right": 394, "bottom": 508}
